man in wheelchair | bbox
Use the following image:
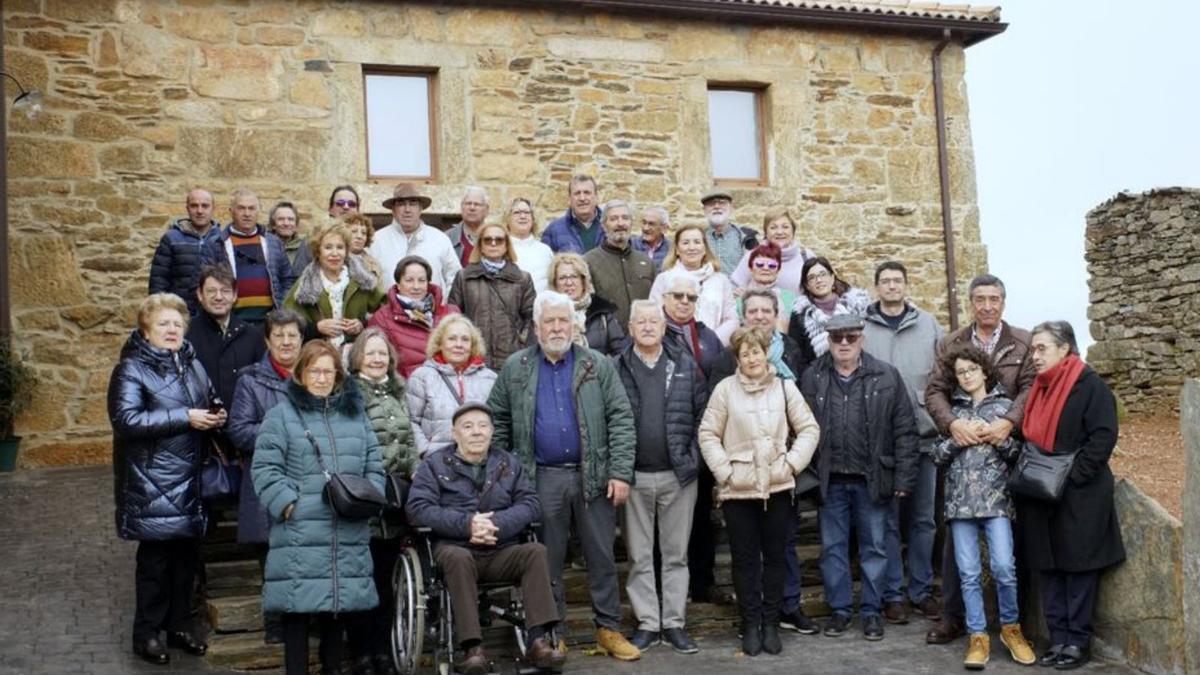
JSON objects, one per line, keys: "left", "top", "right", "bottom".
{"left": 407, "top": 402, "right": 567, "bottom": 675}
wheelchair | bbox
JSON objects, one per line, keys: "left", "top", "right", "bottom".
{"left": 389, "top": 524, "right": 553, "bottom": 675}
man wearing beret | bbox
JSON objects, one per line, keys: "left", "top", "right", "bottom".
{"left": 701, "top": 190, "right": 758, "bottom": 275}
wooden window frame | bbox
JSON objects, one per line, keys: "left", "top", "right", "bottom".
{"left": 707, "top": 82, "right": 769, "bottom": 187}
{"left": 362, "top": 65, "right": 440, "bottom": 183}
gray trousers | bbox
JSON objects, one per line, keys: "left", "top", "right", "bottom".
{"left": 536, "top": 466, "right": 622, "bottom": 631}
{"left": 622, "top": 470, "right": 697, "bottom": 631}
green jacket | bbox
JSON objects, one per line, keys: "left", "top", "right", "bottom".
{"left": 487, "top": 344, "right": 636, "bottom": 501}
{"left": 357, "top": 373, "right": 417, "bottom": 479}
{"left": 284, "top": 255, "right": 385, "bottom": 342}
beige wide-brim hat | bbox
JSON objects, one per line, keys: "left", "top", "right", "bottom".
{"left": 382, "top": 182, "right": 432, "bottom": 209}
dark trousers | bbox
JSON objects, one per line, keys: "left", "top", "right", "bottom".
{"left": 1040, "top": 570, "right": 1099, "bottom": 648}
{"left": 348, "top": 538, "right": 401, "bottom": 658}
{"left": 282, "top": 612, "right": 342, "bottom": 675}
{"left": 434, "top": 541, "right": 559, "bottom": 646}
{"left": 781, "top": 512, "right": 807, "bottom": 614}
{"left": 133, "top": 539, "right": 199, "bottom": 642}
{"left": 722, "top": 492, "right": 793, "bottom": 623}
{"left": 941, "top": 518, "right": 1032, "bottom": 626}
{"left": 688, "top": 462, "right": 717, "bottom": 595}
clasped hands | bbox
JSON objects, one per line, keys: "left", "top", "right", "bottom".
{"left": 949, "top": 417, "right": 1014, "bottom": 447}
{"left": 470, "top": 511, "right": 500, "bottom": 546}
{"left": 317, "top": 318, "right": 364, "bottom": 339}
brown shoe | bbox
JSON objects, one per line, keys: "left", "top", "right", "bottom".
{"left": 883, "top": 601, "right": 909, "bottom": 625}
{"left": 999, "top": 624, "right": 1036, "bottom": 665}
{"left": 914, "top": 596, "right": 941, "bottom": 621}
{"left": 456, "top": 645, "right": 488, "bottom": 675}
{"left": 595, "top": 627, "right": 641, "bottom": 661}
{"left": 964, "top": 633, "right": 990, "bottom": 670}
{"left": 925, "top": 617, "right": 965, "bottom": 644}
{"left": 526, "top": 637, "right": 567, "bottom": 670}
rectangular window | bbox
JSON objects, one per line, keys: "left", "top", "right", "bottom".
{"left": 707, "top": 86, "right": 766, "bottom": 184}
{"left": 363, "top": 68, "right": 437, "bottom": 180}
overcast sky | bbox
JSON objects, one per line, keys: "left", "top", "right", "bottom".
{"left": 965, "top": 0, "right": 1200, "bottom": 354}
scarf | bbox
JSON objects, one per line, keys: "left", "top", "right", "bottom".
{"left": 434, "top": 353, "right": 486, "bottom": 401}
{"left": 481, "top": 258, "right": 507, "bottom": 276}
{"left": 268, "top": 354, "right": 292, "bottom": 380}
{"left": 321, "top": 266, "right": 351, "bottom": 348}
{"left": 398, "top": 292, "right": 435, "bottom": 328}
{"left": 571, "top": 293, "right": 592, "bottom": 348}
{"left": 683, "top": 319, "right": 703, "bottom": 360}
{"left": 812, "top": 293, "right": 840, "bottom": 315}
{"left": 768, "top": 331, "right": 795, "bottom": 380}
{"left": 1021, "top": 353, "right": 1086, "bottom": 451}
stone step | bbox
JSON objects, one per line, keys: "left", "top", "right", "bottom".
{"left": 207, "top": 559, "right": 262, "bottom": 589}
{"left": 205, "top": 631, "right": 287, "bottom": 671}
{"left": 208, "top": 594, "right": 263, "bottom": 634}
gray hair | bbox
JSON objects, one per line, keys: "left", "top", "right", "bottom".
{"left": 643, "top": 205, "right": 670, "bottom": 226}
{"left": 628, "top": 299, "right": 666, "bottom": 323}
{"left": 534, "top": 290, "right": 575, "bottom": 325}
{"left": 230, "top": 187, "right": 258, "bottom": 205}
{"left": 660, "top": 268, "right": 700, "bottom": 294}
{"left": 462, "top": 186, "right": 490, "bottom": 206}
{"left": 969, "top": 274, "right": 1006, "bottom": 299}
{"left": 1031, "top": 320, "right": 1079, "bottom": 355}
{"left": 741, "top": 288, "right": 779, "bottom": 316}
{"left": 602, "top": 199, "right": 633, "bottom": 224}
{"left": 347, "top": 326, "right": 397, "bottom": 374}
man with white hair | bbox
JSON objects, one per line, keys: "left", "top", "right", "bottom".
{"left": 630, "top": 205, "right": 672, "bottom": 271}
{"left": 701, "top": 190, "right": 758, "bottom": 275}
{"left": 584, "top": 199, "right": 656, "bottom": 326}
{"left": 445, "top": 186, "right": 490, "bottom": 266}
{"left": 487, "top": 291, "right": 641, "bottom": 661}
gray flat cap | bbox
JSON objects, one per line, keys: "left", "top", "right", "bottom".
{"left": 825, "top": 314, "right": 866, "bottom": 332}
{"left": 452, "top": 401, "right": 493, "bottom": 424}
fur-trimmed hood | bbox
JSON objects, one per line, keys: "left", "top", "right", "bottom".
{"left": 292, "top": 253, "right": 379, "bottom": 306}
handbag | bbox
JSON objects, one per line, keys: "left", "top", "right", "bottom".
{"left": 1006, "top": 440, "right": 1079, "bottom": 502}
{"left": 201, "top": 440, "right": 241, "bottom": 501}
{"left": 781, "top": 379, "right": 820, "bottom": 497}
{"left": 302, "top": 428, "right": 387, "bottom": 520}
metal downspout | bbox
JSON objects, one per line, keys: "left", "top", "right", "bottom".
{"left": 932, "top": 29, "right": 960, "bottom": 331}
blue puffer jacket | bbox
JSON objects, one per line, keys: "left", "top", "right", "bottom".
{"left": 540, "top": 208, "right": 606, "bottom": 254}
{"left": 202, "top": 224, "right": 296, "bottom": 309}
{"left": 227, "top": 355, "right": 288, "bottom": 544}
{"left": 251, "top": 378, "right": 384, "bottom": 614}
{"left": 108, "top": 330, "right": 212, "bottom": 541}
{"left": 406, "top": 445, "right": 540, "bottom": 550}
{"left": 148, "top": 218, "right": 224, "bottom": 315}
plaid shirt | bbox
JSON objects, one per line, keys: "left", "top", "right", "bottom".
{"left": 971, "top": 323, "right": 1003, "bottom": 355}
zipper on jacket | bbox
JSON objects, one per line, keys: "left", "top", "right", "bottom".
{"left": 322, "top": 397, "right": 341, "bottom": 615}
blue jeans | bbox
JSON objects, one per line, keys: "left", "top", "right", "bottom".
{"left": 884, "top": 449, "right": 937, "bottom": 603}
{"left": 950, "top": 517, "right": 1018, "bottom": 634}
{"left": 819, "top": 479, "right": 890, "bottom": 617}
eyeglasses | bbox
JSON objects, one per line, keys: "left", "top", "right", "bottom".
{"left": 668, "top": 292, "right": 699, "bottom": 303}
{"left": 306, "top": 368, "right": 337, "bottom": 380}
{"left": 955, "top": 364, "right": 982, "bottom": 378}
{"left": 481, "top": 236, "right": 507, "bottom": 245}
{"left": 753, "top": 259, "right": 780, "bottom": 270}
{"left": 555, "top": 274, "right": 581, "bottom": 284}
{"left": 203, "top": 287, "right": 234, "bottom": 298}
{"left": 334, "top": 199, "right": 358, "bottom": 208}
{"left": 828, "top": 332, "right": 860, "bottom": 344}
{"left": 807, "top": 270, "right": 831, "bottom": 282}
{"left": 511, "top": 209, "right": 532, "bottom": 216}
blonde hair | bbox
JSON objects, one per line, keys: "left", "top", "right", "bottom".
{"left": 730, "top": 326, "right": 772, "bottom": 358}
{"left": 308, "top": 222, "right": 354, "bottom": 260}
{"left": 547, "top": 252, "right": 593, "bottom": 296}
{"left": 340, "top": 212, "right": 375, "bottom": 249}
{"left": 137, "top": 293, "right": 190, "bottom": 335}
{"left": 662, "top": 223, "right": 720, "bottom": 272}
{"left": 762, "top": 206, "right": 797, "bottom": 237}
{"left": 426, "top": 315, "right": 488, "bottom": 362}
{"left": 504, "top": 197, "right": 540, "bottom": 237}
{"left": 467, "top": 224, "right": 517, "bottom": 264}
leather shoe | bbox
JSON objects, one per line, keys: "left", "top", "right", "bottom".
{"left": 914, "top": 596, "right": 941, "bottom": 621}
{"left": 823, "top": 613, "right": 852, "bottom": 637}
{"left": 456, "top": 645, "right": 488, "bottom": 675}
{"left": 760, "top": 623, "right": 782, "bottom": 655}
{"left": 862, "top": 614, "right": 885, "bottom": 641}
{"left": 883, "top": 601, "right": 909, "bottom": 625}
{"left": 167, "top": 630, "right": 207, "bottom": 656}
{"left": 526, "top": 636, "right": 567, "bottom": 670}
{"left": 628, "top": 629, "right": 660, "bottom": 651}
{"left": 662, "top": 627, "right": 699, "bottom": 655}
{"left": 1054, "top": 645, "right": 1090, "bottom": 670}
{"left": 1039, "top": 644, "right": 1065, "bottom": 667}
{"left": 740, "top": 619, "right": 762, "bottom": 656}
{"left": 925, "top": 617, "right": 965, "bottom": 644}
{"left": 133, "top": 637, "right": 170, "bottom": 665}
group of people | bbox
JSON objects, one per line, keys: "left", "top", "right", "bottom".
{"left": 109, "top": 175, "right": 1124, "bottom": 674}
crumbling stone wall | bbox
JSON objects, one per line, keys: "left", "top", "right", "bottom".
{"left": 1086, "top": 188, "right": 1200, "bottom": 413}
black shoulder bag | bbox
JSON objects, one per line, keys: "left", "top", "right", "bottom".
{"left": 1006, "top": 440, "right": 1079, "bottom": 502}
{"left": 300, "top": 423, "right": 386, "bottom": 520}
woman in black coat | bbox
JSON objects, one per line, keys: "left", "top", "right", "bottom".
{"left": 108, "top": 293, "right": 225, "bottom": 665}
{"left": 1017, "top": 321, "right": 1124, "bottom": 669}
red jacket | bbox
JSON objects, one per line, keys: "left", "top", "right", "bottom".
{"left": 368, "top": 284, "right": 459, "bottom": 378}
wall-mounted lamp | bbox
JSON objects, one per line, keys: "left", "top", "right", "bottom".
{"left": 2, "top": 72, "right": 42, "bottom": 119}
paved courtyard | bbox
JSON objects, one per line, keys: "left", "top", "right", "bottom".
{"left": 0, "top": 466, "right": 1134, "bottom": 674}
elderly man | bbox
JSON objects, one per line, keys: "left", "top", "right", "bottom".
{"left": 185, "top": 265, "right": 265, "bottom": 412}
{"left": 542, "top": 174, "right": 605, "bottom": 254}
{"left": 924, "top": 273, "right": 1036, "bottom": 644}
{"left": 860, "top": 261, "right": 945, "bottom": 626}
{"left": 487, "top": 291, "right": 640, "bottom": 661}
{"left": 583, "top": 199, "right": 656, "bottom": 326}
{"left": 701, "top": 190, "right": 758, "bottom": 275}
{"left": 406, "top": 402, "right": 566, "bottom": 675}
{"left": 150, "top": 188, "right": 224, "bottom": 316}
{"left": 800, "top": 314, "right": 918, "bottom": 642}
{"left": 630, "top": 205, "right": 672, "bottom": 271}
{"left": 201, "top": 188, "right": 295, "bottom": 324}
{"left": 613, "top": 300, "right": 708, "bottom": 653}
{"left": 369, "top": 183, "right": 461, "bottom": 292}
{"left": 445, "top": 186, "right": 490, "bottom": 266}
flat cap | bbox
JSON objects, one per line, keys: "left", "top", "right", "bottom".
{"left": 825, "top": 314, "right": 866, "bottom": 332}
{"left": 700, "top": 189, "right": 733, "bottom": 206}
{"left": 452, "top": 401, "right": 493, "bottom": 424}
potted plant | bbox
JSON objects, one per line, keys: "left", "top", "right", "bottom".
{"left": 0, "top": 341, "right": 35, "bottom": 471}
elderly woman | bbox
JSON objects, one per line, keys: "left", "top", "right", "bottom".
{"left": 788, "top": 256, "right": 869, "bottom": 358}
{"left": 345, "top": 327, "right": 416, "bottom": 675}
{"left": 268, "top": 201, "right": 306, "bottom": 269}
{"left": 650, "top": 224, "right": 738, "bottom": 344}
{"left": 548, "top": 252, "right": 626, "bottom": 355}
{"left": 252, "top": 340, "right": 385, "bottom": 675}
{"left": 735, "top": 243, "right": 795, "bottom": 334}
{"left": 368, "top": 255, "right": 460, "bottom": 378}
{"left": 407, "top": 315, "right": 499, "bottom": 458}
{"left": 285, "top": 221, "right": 385, "bottom": 348}
{"left": 109, "top": 293, "right": 221, "bottom": 664}
{"left": 447, "top": 223, "right": 536, "bottom": 370}
{"left": 506, "top": 197, "right": 554, "bottom": 293}
{"left": 1016, "top": 321, "right": 1123, "bottom": 670}
{"left": 730, "top": 208, "right": 816, "bottom": 293}
{"left": 698, "top": 326, "right": 819, "bottom": 657}
{"left": 343, "top": 211, "right": 384, "bottom": 281}
{"left": 932, "top": 343, "right": 1036, "bottom": 669}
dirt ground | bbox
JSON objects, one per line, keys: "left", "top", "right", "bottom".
{"left": 1110, "top": 414, "right": 1186, "bottom": 519}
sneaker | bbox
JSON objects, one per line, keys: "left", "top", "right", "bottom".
{"left": 595, "top": 627, "right": 641, "bottom": 661}
{"left": 964, "top": 633, "right": 990, "bottom": 670}
{"left": 823, "top": 613, "right": 852, "bottom": 637}
{"left": 883, "top": 601, "right": 909, "bottom": 625}
{"left": 628, "top": 629, "right": 660, "bottom": 651}
{"left": 1000, "top": 624, "right": 1036, "bottom": 665}
{"left": 913, "top": 596, "right": 941, "bottom": 621}
{"left": 661, "top": 628, "right": 699, "bottom": 654}
{"left": 779, "top": 609, "right": 820, "bottom": 635}
{"left": 862, "top": 614, "right": 885, "bottom": 641}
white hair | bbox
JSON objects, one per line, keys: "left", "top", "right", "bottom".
{"left": 629, "top": 299, "right": 666, "bottom": 322}
{"left": 462, "top": 186, "right": 490, "bottom": 206}
{"left": 661, "top": 268, "right": 700, "bottom": 294}
{"left": 643, "top": 205, "right": 670, "bottom": 226}
{"left": 602, "top": 199, "right": 633, "bottom": 223}
{"left": 534, "top": 290, "right": 575, "bottom": 325}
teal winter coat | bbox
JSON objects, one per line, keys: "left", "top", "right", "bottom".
{"left": 251, "top": 378, "right": 384, "bottom": 614}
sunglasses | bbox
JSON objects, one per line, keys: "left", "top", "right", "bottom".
{"left": 481, "top": 236, "right": 507, "bottom": 245}
{"left": 753, "top": 259, "right": 780, "bottom": 270}
{"left": 334, "top": 199, "right": 358, "bottom": 208}
{"left": 668, "top": 292, "right": 699, "bottom": 303}
{"left": 828, "top": 332, "right": 861, "bottom": 344}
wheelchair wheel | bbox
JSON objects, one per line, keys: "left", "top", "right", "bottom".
{"left": 509, "top": 586, "right": 531, "bottom": 659}
{"left": 391, "top": 547, "right": 425, "bottom": 675}
{"left": 434, "top": 584, "right": 455, "bottom": 675}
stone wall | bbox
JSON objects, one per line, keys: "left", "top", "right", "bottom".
{"left": 4, "top": 0, "right": 988, "bottom": 465}
{"left": 1086, "top": 188, "right": 1200, "bottom": 414}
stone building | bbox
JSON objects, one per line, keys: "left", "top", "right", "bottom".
{"left": 3, "top": 0, "right": 1003, "bottom": 465}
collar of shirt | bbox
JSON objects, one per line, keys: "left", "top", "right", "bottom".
{"left": 633, "top": 346, "right": 663, "bottom": 369}
{"left": 541, "top": 346, "right": 575, "bottom": 370}
{"left": 971, "top": 322, "right": 1003, "bottom": 355}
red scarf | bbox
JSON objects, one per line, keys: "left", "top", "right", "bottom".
{"left": 1021, "top": 353, "right": 1085, "bottom": 451}
{"left": 268, "top": 354, "right": 292, "bottom": 381}
{"left": 684, "top": 319, "right": 703, "bottom": 360}
{"left": 434, "top": 353, "right": 485, "bottom": 400}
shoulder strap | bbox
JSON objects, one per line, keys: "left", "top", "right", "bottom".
{"left": 294, "top": 411, "right": 332, "bottom": 479}
{"left": 436, "top": 369, "right": 465, "bottom": 406}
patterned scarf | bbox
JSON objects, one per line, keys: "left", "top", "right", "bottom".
{"left": 768, "top": 331, "right": 795, "bottom": 380}
{"left": 571, "top": 293, "right": 592, "bottom": 348}
{"left": 481, "top": 258, "right": 507, "bottom": 276}
{"left": 398, "top": 292, "right": 434, "bottom": 328}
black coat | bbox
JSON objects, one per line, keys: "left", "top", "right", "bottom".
{"left": 709, "top": 332, "right": 809, "bottom": 394}
{"left": 148, "top": 218, "right": 224, "bottom": 316}
{"left": 663, "top": 318, "right": 724, "bottom": 385}
{"left": 799, "top": 351, "right": 919, "bottom": 503}
{"left": 185, "top": 313, "right": 265, "bottom": 410}
{"left": 1016, "top": 367, "right": 1125, "bottom": 573}
{"left": 108, "top": 331, "right": 213, "bottom": 541}
{"left": 584, "top": 295, "right": 627, "bottom": 356}
{"left": 612, "top": 341, "right": 709, "bottom": 486}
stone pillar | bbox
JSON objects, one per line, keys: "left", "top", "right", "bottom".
{"left": 1182, "top": 380, "right": 1200, "bottom": 673}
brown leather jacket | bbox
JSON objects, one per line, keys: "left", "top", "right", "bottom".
{"left": 925, "top": 321, "right": 1036, "bottom": 434}
{"left": 447, "top": 262, "right": 536, "bottom": 371}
